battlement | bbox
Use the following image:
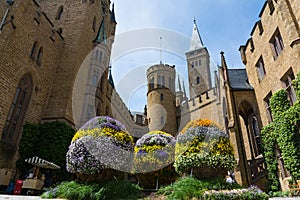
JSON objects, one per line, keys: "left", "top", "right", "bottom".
{"left": 146, "top": 63, "right": 175, "bottom": 75}
{"left": 180, "top": 87, "right": 218, "bottom": 116}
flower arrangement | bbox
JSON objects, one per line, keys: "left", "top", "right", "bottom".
{"left": 66, "top": 116, "right": 134, "bottom": 175}
{"left": 134, "top": 130, "right": 175, "bottom": 173}
{"left": 203, "top": 185, "right": 268, "bottom": 200}
{"left": 134, "top": 130, "right": 177, "bottom": 188}
{"left": 174, "top": 119, "right": 235, "bottom": 175}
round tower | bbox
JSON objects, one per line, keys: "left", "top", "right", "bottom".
{"left": 146, "top": 64, "right": 177, "bottom": 136}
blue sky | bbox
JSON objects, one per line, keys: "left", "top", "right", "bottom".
{"left": 110, "top": 0, "right": 266, "bottom": 112}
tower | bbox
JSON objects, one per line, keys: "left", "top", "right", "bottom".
{"left": 186, "top": 19, "right": 212, "bottom": 99}
{"left": 36, "top": 0, "right": 116, "bottom": 125}
{"left": 146, "top": 64, "right": 177, "bottom": 135}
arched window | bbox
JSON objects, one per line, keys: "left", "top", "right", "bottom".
{"left": 92, "top": 16, "right": 96, "bottom": 32}
{"left": 149, "top": 77, "right": 154, "bottom": 90}
{"left": 160, "top": 93, "right": 164, "bottom": 101}
{"left": 105, "top": 106, "right": 109, "bottom": 115}
{"left": 162, "top": 75, "right": 165, "bottom": 87}
{"left": 36, "top": 47, "right": 43, "bottom": 66}
{"left": 95, "top": 49, "right": 99, "bottom": 60}
{"left": 30, "top": 41, "right": 38, "bottom": 60}
{"left": 158, "top": 75, "right": 162, "bottom": 88}
{"left": 99, "top": 51, "right": 102, "bottom": 62}
{"left": 160, "top": 115, "right": 164, "bottom": 125}
{"left": 196, "top": 77, "right": 200, "bottom": 84}
{"left": 250, "top": 115, "right": 262, "bottom": 156}
{"left": 2, "top": 74, "right": 33, "bottom": 146}
{"left": 55, "top": 6, "right": 63, "bottom": 20}
{"left": 92, "top": 75, "right": 98, "bottom": 86}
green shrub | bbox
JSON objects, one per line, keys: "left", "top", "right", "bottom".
{"left": 41, "top": 180, "right": 142, "bottom": 200}
{"left": 95, "top": 179, "right": 142, "bottom": 200}
{"left": 157, "top": 177, "right": 241, "bottom": 200}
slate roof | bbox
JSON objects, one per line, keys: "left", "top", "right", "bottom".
{"left": 228, "top": 69, "right": 253, "bottom": 90}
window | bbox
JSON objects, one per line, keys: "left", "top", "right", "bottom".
{"left": 160, "top": 93, "right": 164, "bottom": 101}
{"left": 158, "top": 75, "right": 162, "bottom": 88}
{"left": 267, "top": 0, "right": 275, "bottom": 15}
{"left": 258, "top": 20, "right": 264, "bottom": 35}
{"left": 256, "top": 56, "right": 266, "bottom": 81}
{"left": 95, "top": 49, "right": 99, "bottom": 60}
{"left": 270, "top": 29, "right": 284, "bottom": 59}
{"left": 87, "top": 105, "right": 93, "bottom": 119}
{"left": 105, "top": 106, "right": 109, "bottom": 115}
{"left": 264, "top": 92, "right": 273, "bottom": 123}
{"left": 30, "top": 41, "right": 38, "bottom": 60}
{"left": 198, "top": 60, "right": 201, "bottom": 66}
{"left": 92, "top": 75, "right": 98, "bottom": 86}
{"left": 99, "top": 51, "right": 102, "bottom": 62}
{"left": 275, "top": 144, "right": 290, "bottom": 178}
{"left": 250, "top": 38, "right": 255, "bottom": 52}
{"left": 55, "top": 6, "right": 63, "bottom": 20}
{"left": 250, "top": 115, "right": 262, "bottom": 156}
{"left": 196, "top": 77, "right": 200, "bottom": 85}
{"left": 195, "top": 60, "right": 198, "bottom": 67}
{"left": 2, "top": 74, "right": 33, "bottom": 146}
{"left": 191, "top": 61, "right": 194, "bottom": 68}
{"left": 281, "top": 69, "right": 296, "bottom": 105}
{"left": 36, "top": 47, "right": 43, "bottom": 66}
{"left": 162, "top": 76, "right": 165, "bottom": 87}
{"left": 92, "top": 17, "right": 96, "bottom": 32}
{"left": 149, "top": 77, "right": 154, "bottom": 90}
{"left": 160, "top": 115, "right": 164, "bottom": 125}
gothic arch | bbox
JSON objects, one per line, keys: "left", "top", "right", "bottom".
{"left": 2, "top": 74, "right": 33, "bottom": 149}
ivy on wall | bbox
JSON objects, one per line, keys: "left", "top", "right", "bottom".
{"left": 16, "top": 121, "right": 75, "bottom": 182}
{"left": 261, "top": 72, "right": 300, "bottom": 191}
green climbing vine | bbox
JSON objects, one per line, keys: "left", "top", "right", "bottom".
{"left": 16, "top": 121, "right": 75, "bottom": 182}
{"left": 261, "top": 72, "right": 300, "bottom": 192}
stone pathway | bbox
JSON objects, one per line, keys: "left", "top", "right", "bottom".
{"left": 0, "top": 195, "right": 65, "bottom": 200}
{"left": 0, "top": 194, "right": 300, "bottom": 199}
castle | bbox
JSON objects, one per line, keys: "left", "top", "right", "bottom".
{"left": 0, "top": 0, "right": 298, "bottom": 191}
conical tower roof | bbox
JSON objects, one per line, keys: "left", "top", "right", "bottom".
{"left": 189, "top": 19, "right": 204, "bottom": 51}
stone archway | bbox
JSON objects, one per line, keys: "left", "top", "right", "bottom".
{"left": 238, "top": 100, "right": 266, "bottom": 186}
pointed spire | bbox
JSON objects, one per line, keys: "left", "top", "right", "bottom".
{"left": 183, "top": 80, "right": 187, "bottom": 98}
{"left": 177, "top": 75, "right": 182, "bottom": 91}
{"left": 108, "top": 66, "right": 115, "bottom": 88}
{"left": 220, "top": 51, "right": 227, "bottom": 69}
{"left": 93, "top": 17, "right": 107, "bottom": 44}
{"left": 189, "top": 18, "right": 204, "bottom": 51}
{"left": 110, "top": 3, "right": 117, "bottom": 24}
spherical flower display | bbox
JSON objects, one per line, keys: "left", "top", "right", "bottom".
{"left": 174, "top": 119, "right": 235, "bottom": 175}
{"left": 134, "top": 130, "right": 176, "bottom": 173}
{"left": 66, "top": 116, "right": 134, "bottom": 174}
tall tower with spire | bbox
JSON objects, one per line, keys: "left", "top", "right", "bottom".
{"left": 186, "top": 19, "right": 212, "bottom": 99}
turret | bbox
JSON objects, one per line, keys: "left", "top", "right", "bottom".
{"left": 146, "top": 64, "right": 177, "bottom": 135}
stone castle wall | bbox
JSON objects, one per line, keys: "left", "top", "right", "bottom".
{"left": 241, "top": 0, "right": 300, "bottom": 126}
